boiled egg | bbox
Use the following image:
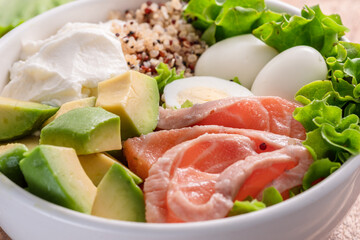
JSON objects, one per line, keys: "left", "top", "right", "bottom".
{"left": 162, "top": 76, "right": 253, "bottom": 109}
{"left": 251, "top": 46, "right": 328, "bottom": 101}
{"left": 195, "top": 34, "right": 278, "bottom": 89}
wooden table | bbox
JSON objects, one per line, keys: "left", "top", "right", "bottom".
{"left": 1, "top": 0, "right": 360, "bottom": 239}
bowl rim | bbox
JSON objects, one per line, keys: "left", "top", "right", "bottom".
{"left": 1, "top": 152, "right": 360, "bottom": 231}
{"left": 0, "top": 0, "right": 358, "bottom": 234}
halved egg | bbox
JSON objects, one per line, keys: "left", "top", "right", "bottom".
{"left": 195, "top": 34, "right": 278, "bottom": 89}
{"left": 162, "top": 76, "right": 253, "bottom": 109}
{"left": 251, "top": 46, "right": 328, "bottom": 101}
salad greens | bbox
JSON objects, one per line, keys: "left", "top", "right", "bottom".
{"left": 184, "top": 0, "right": 360, "bottom": 191}
{"left": 0, "top": 0, "right": 73, "bottom": 38}
{"left": 228, "top": 187, "right": 283, "bottom": 216}
{"left": 228, "top": 199, "right": 265, "bottom": 216}
{"left": 180, "top": 99, "right": 194, "bottom": 108}
{"left": 154, "top": 63, "right": 184, "bottom": 94}
{"left": 261, "top": 186, "right": 283, "bottom": 207}
{"left": 253, "top": 5, "right": 348, "bottom": 57}
{"left": 183, "top": 0, "right": 283, "bottom": 45}
{"left": 302, "top": 159, "right": 341, "bottom": 190}
{"left": 294, "top": 41, "right": 360, "bottom": 186}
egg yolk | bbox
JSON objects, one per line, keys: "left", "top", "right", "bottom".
{"left": 177, "top": 87, "right": 229, "bottom": 105}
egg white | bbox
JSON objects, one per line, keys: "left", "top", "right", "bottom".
{"left": 162, "top": 76, "right": 253, "bottom": 109}
{"left": 195, "top": 34, "right": 278, "bottom": 89}
{"left": 251, "top": 46, "right": 328, "bottom": 101}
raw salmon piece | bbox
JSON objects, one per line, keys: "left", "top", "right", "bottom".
{"left": 145, "top": 133, "right": 253, "bottom": 223}
{"left": 216, "top": 145, "right": 312, "bottom": 202}
{"left": 124, "top": 125, "right": 301, "bottom": 180}
{"left": 144, "top": 133, "right": 312, "bottom": 223}
{"left": 157, "top": 96, "right": 305, "bottom": 139}
{"left": 256, "top": 150, "right": 313, "bottom": 200}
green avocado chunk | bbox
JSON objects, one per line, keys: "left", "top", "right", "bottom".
{"left": 91, "top": 163, "right": 146, "bottom": 222}
{"left": 0, "top": 97, "right": 58, "bottom": 142}
{"left": 43, "top": 96, "right": 96, "bottom": 126}
{"left": 40, "top": 107, "right": 121, "bottom": 155}
{"left": 19, "top": 145, "right": 97, "bottom": 213}
{"left": 96, "top": 70, "right": 160, "bottom": 140}
{"left": 0, "top": 143, "right": 28, "bottom": 187}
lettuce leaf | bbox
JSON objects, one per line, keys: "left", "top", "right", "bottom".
{"left": 183, "top": 0, "right": 221, "bottom": 31}
{"left": 154, "top": 63, "right": 184, "bottom": 94}
{"left": 184, "top": 0, "right": 283, "bottom": 45}
{"left": 294, "top": 39, "right": 360, "bottom": 164}
{"left": 293, "top": 99, "right": 342, "bottom": 132}
{"left": 252, "top": 5, "right": 348, "bottom": 57}
{"left": 321, "top": 122, "right": 360, "bottom": 155}
{"left": 228, "top": 187, "right": 283, "bottom": 216}
{"left": 180, "top": 100, "right": 194, "bottom": 108}
{"left": 324, "top": 42, "right": 360, "bottom": 103}
{"left": 294, "top": 80, "right": 333, "bottom": 105}
{"left": 302, "top": 158, "right": 341, "bottom": 190}
{"left": 0, "top": 19, "right": 23, "bottom": 37}
{"left": 261, "top": 187, "right": 283, "bottom": 207}
{"left": 228, "top": 199, "right": 266, "bottom": 216}
{"left": 294, "top": 96, "right": 360, "bottom": 162}
{"left": 303, "top": 128, "right": 337, "bottom": 160}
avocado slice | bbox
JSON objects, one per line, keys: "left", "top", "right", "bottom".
{"left": 0, "top": 97, "right": 58, "bottom": 141}
{"left": 43, "top": 96, "right": 96, "bottom": 126}
{"left": 96, "top": 71, "right": 160, "bottom": 139}
{"left": 91, "top": 163, "right": 146, "bottom": 222}
{"left": 79, "top": 153, "right": 142, "bottom": 186}
{"left": 0, "top": 143, "right": 27, "bottom": 187}
{"left": 19, "top": 145, "right": 96, "bottom": 213}
{"left": 40, "top": 107, "right": 121, "bottom": 155}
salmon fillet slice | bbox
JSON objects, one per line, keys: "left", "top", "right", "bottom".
{"left": 256, "top": 152, "right": 313, "bottom": 200}
{"left": 157, "top": 96, "right": 305, "bottom": 139}
{"left": 124, "top": 125, "right": 301, "bottom": 180}
{"left": 144, "top": 133, "right": 312, "bottom": 223}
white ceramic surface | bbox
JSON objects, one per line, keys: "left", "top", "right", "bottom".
{"left": 0, "top": 1, "right": 359, "bottom": 240}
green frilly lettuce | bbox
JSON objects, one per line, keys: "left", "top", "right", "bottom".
{"left": 253, "top": 5, "right": 348, "bottom": 57}
{"left": 183, "top": 0, "right": 284, "bottom": 45}
{"left": 294, "top": 82, "right": 360, "bottom": 187}
{"left": 154, "top": 63, "right": 184, "bottom": 94}
{"left": 302, "top": 159, "right": 341, "bottom": 190}
{"left": 228, "top": 187, "right": 283, "bottom": 216}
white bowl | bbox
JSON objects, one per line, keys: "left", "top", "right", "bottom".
{"left": 0, "top": 1, "right": 359, "bottom": 240}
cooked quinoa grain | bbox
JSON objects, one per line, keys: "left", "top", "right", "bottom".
{"left": 108, "top": 0, "right": 207, "bottom": 77}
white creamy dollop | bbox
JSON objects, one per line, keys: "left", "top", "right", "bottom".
{"left": 1, "top": 22, "right": 128, "bottom": 106}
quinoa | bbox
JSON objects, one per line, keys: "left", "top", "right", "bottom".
{"left": 108, "top": 0, "right": 207, "bottom": 77}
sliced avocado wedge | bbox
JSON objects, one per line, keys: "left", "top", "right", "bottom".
{"left": 0, "top": 97, "right": 58, "bottom": 141}
{"left": 40, "top": 107, "right": 121, "bottom": 155}
{"left": 19, "top": 145, "right": 96, "bottom": 213}
{"left": 91, "top": 163, "right": 146, "bottom": 222}
{"left": 79, "top": 153, "right": 142, "bottom": 186}
{"left": 43, "top": 96, "right": 96, "bottom": 126}
{"left": 96, "top": 71, "right": 160, "bottom": 139}
{"left": 0, "top": 143, "right": 28, "bottom": 187}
